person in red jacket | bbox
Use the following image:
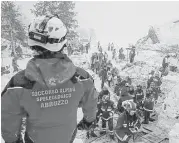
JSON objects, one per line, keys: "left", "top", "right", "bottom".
{"left": 2, "top": 15, "right": 98, "bottom": 143}
{"left": 114, "top": 100, "right": 141, "bottom": 143}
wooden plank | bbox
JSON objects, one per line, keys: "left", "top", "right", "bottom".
{"left": 142, "top": 133, "right": 166, "bottom": 143}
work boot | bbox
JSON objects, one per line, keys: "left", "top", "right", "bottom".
{"left": 142, "top": 120, "right": 149, "bottom": 124}
{"left": 100, "top": 131, "right": 106, "bottom": 135}
{"left": 149, "top": 118, "right": 155, "bottom": 122}
{"left": 110, "top": 134, "right": 115, "bottom": 140}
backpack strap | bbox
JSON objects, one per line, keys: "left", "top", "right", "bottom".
{"left": 1, "top": 70, "right": 36, "bottom": 96}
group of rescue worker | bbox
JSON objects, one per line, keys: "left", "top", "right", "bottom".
{"left": 91, "top": 51, "right": 119, "bottom": 89}
{"left": 108, "top": 42, "right": 136, "bottom": 63}
{"left": 66, "top": 41, "right": 90, "bottom": 56}
{"left": 86, "top": 46, "right": 163, "bottom": 142}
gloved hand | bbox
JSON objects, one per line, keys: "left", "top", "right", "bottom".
{"left": 77, "top": 118, "right": 96, "bottom": 130}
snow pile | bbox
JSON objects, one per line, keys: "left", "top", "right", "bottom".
{"left": 136, "top": 21, "right": 179, "bottom": 53}
{"left": 163, "top": 85, "right": 179, "bottom": 119}
{"left": 157, "top": 82, "right": 179, "bottom": 132}
{"left": 169, "top": 123, "right": 179, "bottom": 143}
{"left": 156, "top": 22, "right": 179, "bottom": 45}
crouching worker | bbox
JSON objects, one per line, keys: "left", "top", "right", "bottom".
{"left": 96, "top": 92, "right": 116, "bottom": 140}
{"left": 114, "top": 101, "right": 141, "bottom": 143}
{"left": 2, "top": 15, "right": 98, "bottom": 143}
{"left": 117, "top": 83, "right": 133, "bottom": 113}
{"left": 98, "top": 88, "right": 109, "bottom": 102}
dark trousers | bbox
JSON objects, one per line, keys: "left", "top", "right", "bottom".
{"left": 108, "top": 80, "right": 111, "bottom": 87}
{"left": 101, "top": 79, "right": 105, "bottom": 89}
{"left": 101, "top": 118, "right": 113, "bottom": 131}
{"left": 130, "top": 56, "right": 134, "bottom": 63}
{"left": 96, "top": 111, "right": 113, "bottom": 131}
{"left": 144, "top": 110, "right": 150, "bottom": 123}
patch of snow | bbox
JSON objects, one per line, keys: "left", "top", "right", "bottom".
{"left": 169, "top": 123, "right": 179, "bottom": 143}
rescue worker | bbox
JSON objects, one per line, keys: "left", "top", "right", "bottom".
{"left": 142, "top": 89, "right": 155, "bottom": 124}
{"left": 108, "top": 43, "right": 110, "bottom": 51}
{"left": 162, "top": 55, "right": 170, "bottom": 71}
{"left": 107, "top": 60, "right": 113, "bottom": 71}
{"left": 129, "top": 46, "right": 136, "bottom": 63}
{"left": 115, "top": 100, "right": 141, "bottom": 143}
{"left": 119, "top": 47, "right": 125, "bottom": 60}
{"left": 117, "top": 83, "right": 133, "bottom": 113}
{"left": 111, "top": 43, "right": 114, "bottom": 51}
{"left": 96, "top": 92, "right": 116, "bottom": 140}
{"left": 128, "top": 85, "right": 135, "bottom": 98}
{"left": 111, "top": 67, "right": 118, "bottom": 79}
{"left": 99, "top": 66, "right": 108, "bottom": 89}
{"left": 148, "top": 70, "right": 155, "bottom": 79}
{"left": 147, "top": 72, "right": 162, "bottom": 101}
{"left": 2, "top": 15, "right": 98, "bottom": 143}
{"left": 98, "top": 88, "right": 110, "bottom": 103}
{"left": 125, "top": 76, "right": 132, "bottom": 85}
{"left": 91, "top": 53, "right": 96, "bottom": 71}
{"left": 101, "top": 59, "right": 107, "bottom": 70}
{"left": 67, "top": 43, "right": 72, "bottom": 56}
{"left": 94, "top": 55, "right": 100, "bottom": 74}
{"left": 12, "top": 56, "right": 19, "bottom": 73}
{"left": 161, "top": 55, "right": 170, "bottom": 77}
{"left": 98, "top": 52, "right": 103, "bottom": 66}
{"left": 98, "top": 41, "right": 100, "bottom": 50}
{"left": 107, "top": 70, "right": 113, "bottom": 87}
{"left": 112, "top": 49, "right": 116, "bottom": 59}
{"left": 86, "top": 42, "right": 90, "bottom": 54}
{"left": 104, "top": 52, "right": 108, "bottom": 62}
{"left": 15, "top": 45, "right": 23, "bottom": 58}
{"left": 114, "top": 76, "right": 123, "bottom": 97}
{"left": 134, "top": 85, "right": 144, "bottom": 109}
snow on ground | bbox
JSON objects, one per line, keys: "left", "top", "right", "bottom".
{"left": 73, "top": 46, "right": 179, "bottom": 142}
{"left": 158, "top": 82, "right": 179, "bottom": 130}
{"left": 169, "top": 123, "right": 179, "bottom": 143}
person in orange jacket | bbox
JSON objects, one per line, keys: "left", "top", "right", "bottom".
{"left": 1, "top": 15, "right": 98, "bottom": 143}
{"left": 114, "top": 100, "right": 141, "bottom": 143}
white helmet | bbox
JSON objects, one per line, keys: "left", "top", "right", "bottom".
{"left": 154, "top": 71, "right": 159, "bottom": 77}
{"left": 28, "top": 15, "right": 67, "bottom": 52}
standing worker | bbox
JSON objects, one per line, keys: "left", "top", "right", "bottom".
{"left": 129, "top": 46, "right": 136, "bottom": 63}
{"left": 1, "top": 15, "right": 98, "bottom": 143}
